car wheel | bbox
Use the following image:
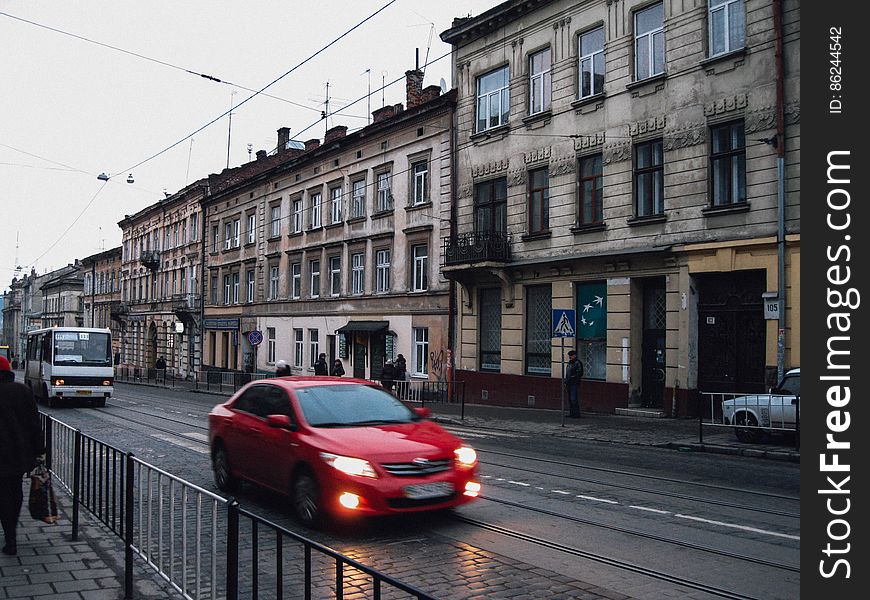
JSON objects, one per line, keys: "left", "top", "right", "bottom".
{"left": 292, "top": 471, "right": 321, "bottom": 528}
{"left": 735, "top": 412, "right": 759, "bottom": 443}
{"left": 212, "top": 444, "right": 239, "bottom": 492}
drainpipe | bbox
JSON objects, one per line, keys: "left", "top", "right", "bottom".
{"left": 773, "top": 0, "right": 786, "bottom": 383}
{"left": 447, "top": 96, "right": 458, "bottom": 402}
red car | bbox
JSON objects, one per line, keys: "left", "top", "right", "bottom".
{"left": 208, "top": 376, "right": 480, "bottom": 527}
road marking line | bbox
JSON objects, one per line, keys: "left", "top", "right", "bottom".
{"left": 553, "top": 490, "right": 571, "bottom": 495}
{"left": 629, "top": 505, "right": 671, "bottom": 514}
{"left": 445, "top": 427, "right": 528, "bottom": 439}
{"left": 150, "top": 433, "right": 209, "bottom": 455}
{"left": 577, "top": 495, "right": 618, "bottom": 504}
{"left": 675, "top": 514, "right": 800, "bottom": 540}
{"left": 508, "top": 481, "right": 530, "bottom": 487}
{"left": 182, "top": 432, "right": 208, "bottom": 441}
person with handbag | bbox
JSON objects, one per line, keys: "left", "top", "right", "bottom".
{"left": 0, "top": 356, "right": 45, "bottom": 555}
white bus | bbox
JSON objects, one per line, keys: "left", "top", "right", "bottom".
{"left": 25, "top": 326, "right": 114, "bottom": 407}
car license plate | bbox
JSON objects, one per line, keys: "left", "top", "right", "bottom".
{"left": 77, "top": 390, "right": 92, "bottom": 395}
{"left": 403, "top": 482, "right": 453, "bottom": 500}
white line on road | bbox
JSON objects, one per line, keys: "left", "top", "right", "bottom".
{"left": 675, "top": 514, "right": 800, "bottom": 540}
{"left": 629, "top": 505, "right": 671, "bottom": 514}
{"left": 577, "top": 495, "right": 619, "bottom": 504}
{"left": 508, "top": 481, "right": 531, "bottom": 487}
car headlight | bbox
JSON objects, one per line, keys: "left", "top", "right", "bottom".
{"left": 454, "top": 446, "right": 477, "bottom": 468}
{"left": 52, "top": 378, "right": 65, "bottom": 386}
{"left": 319, "top": 452, "right": 377, "bottom": 478}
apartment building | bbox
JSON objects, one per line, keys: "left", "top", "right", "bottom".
{"left": 80, "top": 247, "right": 123, "bottom": 357}
{"left": 201, "top": 70, "right": 455, "bottom": 381}
{"left": 440, "top": 0, "right": 800, "bottom": 414}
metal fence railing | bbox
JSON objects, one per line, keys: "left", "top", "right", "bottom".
{"left": 39, "top": 413, "right": 436, "bottom": 600}
{"left": 697, "top": 392, "right": 800, "bottom": 449}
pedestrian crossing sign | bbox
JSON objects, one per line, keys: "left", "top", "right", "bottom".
{"left": 552, "top": 309, "right": 576, "bottom": 338}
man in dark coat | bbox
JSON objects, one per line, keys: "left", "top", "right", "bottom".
{"left": 380, "top": 360, "right": 396, "bottom": 392}
{"left": 564, "top": 350, "right": 583, "bottom": 418}
{"left": 314, "top": 353, "right": 329, "bottom": 376}
{"left": 0, "top": 356, "right": 45, "bottom": 555}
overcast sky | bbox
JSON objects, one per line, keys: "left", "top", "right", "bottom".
{"left": 0, "top": 0, "right": 496, "bottom": 289}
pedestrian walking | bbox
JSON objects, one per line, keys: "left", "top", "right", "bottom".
{"left": 155, "top": 356, "right": 167, "bottom": 370}
{"left": 314, "top": 353, "right": 329, "bottom": 376}
{"left": 380, "top": 360, "right": 396, "bottom": 392}
{"left": 564, "top": 350, "right": 583, "bottom": 418}
{"left": 331, "top": 358, "right": 345, "bottom": 377}
{"left": 275, "top": 359, "right": 291, "bottom": 376}
{"left": 394, "top": 354, "right": 407, "bottom": 381}
{"left": 0, "top": 356, "right": 45, "bottom": 555}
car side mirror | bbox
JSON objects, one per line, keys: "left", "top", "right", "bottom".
{"left": 266, "top": 414, "right": 296, "bottom": 430}
{"left": 413, "top": 407, "right": 431, "bottom": 419}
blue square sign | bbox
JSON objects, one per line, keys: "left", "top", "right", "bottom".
{"left": 552, "top": 309, "right": 576, "bottom": 338}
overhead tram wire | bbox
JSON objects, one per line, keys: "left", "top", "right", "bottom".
{"left": 114, "top": 0, "right": 398, "bottom": 178}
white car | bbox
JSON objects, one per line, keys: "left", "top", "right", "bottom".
{"left": 721, "top": 368, "right": 800, "bottom": 442}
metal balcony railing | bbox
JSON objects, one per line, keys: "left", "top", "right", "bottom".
{"left": 140, "top": 250, "right": 161, "bottom": 270}
{"left": 443, "top": 231, "right": 511, "bottom": 266}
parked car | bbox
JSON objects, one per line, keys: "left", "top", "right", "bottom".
{"left": 721, "top": 368, "right": 800, "bottom": 442}
{"left": 208, "top": 377, "right": 480, "bottom": 527}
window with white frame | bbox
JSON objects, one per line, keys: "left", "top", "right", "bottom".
{"left": 292, "top": 198, "right": 303, "bottom": 233}
{"left": 351, "top": 179, "right": 366, "bottom": 218}
{"left": 247, "top": 213, "right": 255, "bottom": 244}
{"left": 351, "top": 252, "right": 364, "bottom": 295}
{"left": 579, "top": 27, "right": 605, "bottom": 99}
{"left": 224, "top": 223, "right": 232, "bottom": 250}
{"left": 330, "top": 186, "right": 342, "bottom": 224}
{"left": 311, "top": 192, "right": 322, "bottom": 228}
{"left": 411, "top": 244, "right": 428, "bottom": 292}
{"left": 232, "top": 218, "right": 240, "bottom": 247}
{"left": 375, "top": 249, "right": 390, "bottom": 293}
{"left": 412, "top": 327, "right": 429, "bottom": 376}
{"left": 270, "top": 205, "right": 281, "bottom": 238}
{"left": 246, "top": 269, "right": 255, "bottom": 302}
{"left": 376, "top": 172, "right": 392, "bottom": 212}
{"left": 634, "top": 3, "right": 665, "bottom": 81}
{"left": 309, "top": 259, "right": 320, "bottom": 298}
{"left": 189, "top": 213, "right": 198, "bottom": 242}
{"left": 267, "top": 327, "right": 276, "bottom": 364}
{"left": 529, "top": 48, "right": 551, "bottom": 115}
{"left": 269, "top": 265, "right": 279, "bottom": 299}
{"left": 211, "top": 225, "right": 219, "bottom": 252}
{"left": 294, "top": 329, "right": 304, "bottom": 367}
{"left": 223, "top": 274, "right": 231, "bottom": 304}
{"left": 291, "top": 262, "right": 301, "bottom": 298}
{"left": 329, "top": 256, "right": 341, "bottom": 296}
{"left": 476, "top": 65, "right": 510, "bottom": 132}
{"left": 231, "top": 272, "right": 239, "bottom": 303}
{"left": 411, "top": 160, "right": 429, "bottom": 206}
{"left": 709, "top": 0, "right": 744, "bottom": 57}
{"left": 308, "top": 329, "right": 319, "bottom": 368}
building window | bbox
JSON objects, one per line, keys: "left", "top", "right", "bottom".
{"left": 351, "top": 252, "right": 364, "bottom": 295}
{"left": 710, "top": 121, "right": 746, "bottom": 206}
{"left": 232, "top": 219, "right": 240, "bottom": 247}
{"left": 635, "top": 3, "right": 665, "bottom": 81}
{"left": 309, "top": 259, "right": 320, "bottom": 298}
{"left": 232, "top": 272, "right": 240, "bottom": 304}
{"left": 412, "top": 327, "right": 429, "bottom": 376}
{"left": 223, "top": 274, "right": 231, "bottom": 304}
{"left": 577, "top": 282, "right": 607, "bottom": 380}
{"left": 267, "top": 327, "right": 276, "bottom": 364}
{"left": 329, "top": 256, "right": 341, "bottom": 297}
{"left": 479, "top": 288, "right": 502, "bottom": 371}
{"left": 376, "top": 172, "right": 392, "bottom": 212}
{"left": 634, "top": 139, "right": 664, "bottom": 217}
{"left": 269, "top": 266, "right": 279, "bottom": 299}
{"left": 247, "top": 213, "right": 256, "bottom": 244}
{"left": 291, "top": 262, "right": 301, "bottom": 299}
{"left": 528, "top": 167, "right": 549, "bottom": 234}
{"left": 294, "top": 329, "right": 304, "bottom": 368}
{"left": 210, "top": 275, "right": 217, "bottom": 305}
{"left": 476, "top": 65, "right": 510, "bottom": 132}
{"left": 411, "top": 244, "right": 428, "bottom": 292}
{"left": 311, "top": 192, "right": 322, "bottom": 228}
{"left": 578, "top": 154, "right": 604, "bottom": 225}
{"left": 308, "top": 329, "right": 319, "bottom": 368}
{"left": 525, "top": 285, "right": 552, "bottom": 375}
{"left": 411, "top": 161, "right": 429, "bottom": 205}
{"left": 270, "top": 205, "right": 281, "bottom": 238}
{"left": 246, "top": 269, "right": 255, "bottom": 303}
{"left": 474, "top": 177, "right": 507, "bottom": 234}
{"left": 292, "top": 198, "right": 303, "bottom": 233}
{"left": 351, "top": 179, "right": 366, "bottom": 218}
{"left": 579, "top": 27, "right": 605, "bottom": 99}
{"left": 375, "top": 249, "right": 390, "bottom": 293}
{"left": 211, "top": 225, "right": 219, "bottom": 253}
{"left": 224, "top": 223, "right": 232, "bottom": 250}
{"left": 709, "top": 0, "right": 744, "bottom": 57}
{"left": 529, "top": 48, "right": 551, "bottom": 115}
{"left": 330, "top": 186, "right": 343, "bottom": 224}
{"left": 189, "top": 213, "right": 198, "bottom": 242}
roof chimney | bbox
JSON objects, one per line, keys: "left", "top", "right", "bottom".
{"left": 324, "top": 125, "right": 348, "bottom": 144}
{"left": 419, "top": 84, "right": 442, "bottom": 105}
{"left": 406, "top": 69, "right": 424, "bottom": 109}
{"left": 277, "top": 127, "right": 291, "bottom": 152}
{"left": 304, "top": 138, "right": 321, "bottom": 152}
{"left": 256, "top": 150, "right": 268, "bottom": 160}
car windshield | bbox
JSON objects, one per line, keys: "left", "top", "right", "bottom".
{"left": 777, "top": 374, "right": 800, "bottom": 396}
{"left": 295, "top": 384, "right": 418, "bottom": 427}
{"left": 53, "top": 332, "right": 112, "bottom": 367}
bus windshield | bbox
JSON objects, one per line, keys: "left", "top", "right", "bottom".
{"left": 53, "top": 331, "right": 112, "bottom": 367}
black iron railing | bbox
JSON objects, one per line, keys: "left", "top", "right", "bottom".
{"left": 443, "top": 231, "right": 511, "bottom": 265}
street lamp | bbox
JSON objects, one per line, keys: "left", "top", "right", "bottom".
{"left": 96, "top": 172, "right": 134, "bottom": 183}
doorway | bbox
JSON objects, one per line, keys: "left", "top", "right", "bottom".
{"left": 640, "top": 278, "right": 666, "bottom": 408}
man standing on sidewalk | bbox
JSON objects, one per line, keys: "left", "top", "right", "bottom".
{"left": 0, "top": 356, "right": 45, "bottom": 555}
{"left": 564, "top": 350, "right": 583, "bottom": 418}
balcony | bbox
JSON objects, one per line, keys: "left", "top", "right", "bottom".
{"left": 110, "top": 302, "right": 128, "bottom": 322}
{"left": 443, "top": 231, "right": 511, "bottom": 266}
{"left": 173, "top": 294, "right": 201, "bottom": 327}
{"left": 140, "top": 250, "right": 161, "bottom": 270}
